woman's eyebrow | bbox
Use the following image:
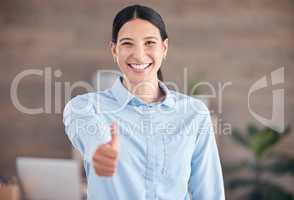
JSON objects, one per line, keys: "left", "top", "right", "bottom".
{"left": 118, "top": 36, "right": 159, "bottom": 43}
{"left": 119, "top": 37, "right": 133, "bottom": 43}
{"left": 144, "top": 36, "right": 158, "bottom": 40}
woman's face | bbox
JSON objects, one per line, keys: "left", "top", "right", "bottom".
{"left": 111, "top": 18, "right": 168, "bottom": 84}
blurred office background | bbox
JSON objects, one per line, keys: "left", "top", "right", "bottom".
{"left": 0, "top": 0, "right": 294, "bottom": 199}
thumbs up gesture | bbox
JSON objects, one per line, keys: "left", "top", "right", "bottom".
{"left": 92, "top": 122, "right": 119, "bottom": 176}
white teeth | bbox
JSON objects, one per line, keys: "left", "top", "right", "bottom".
{"left": 129, "top": 63, "right": 150, "bottom": 69}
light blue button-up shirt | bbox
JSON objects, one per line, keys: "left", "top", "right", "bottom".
{"left": 63, "top": 76, "right": 225, "bottom": 200}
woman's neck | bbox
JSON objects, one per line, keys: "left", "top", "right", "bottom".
{"left": 122, "top": 77, "right": 165, "bottom": 104}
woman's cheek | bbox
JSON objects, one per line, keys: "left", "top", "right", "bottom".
{"left": 153, "top": 48, "right": 164, "bottom": 60}
{"left": 117, "top": 51, "right": 130, "bottom": 65}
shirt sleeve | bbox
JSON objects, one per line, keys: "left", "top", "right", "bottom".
{"left": 188, "top": 111, "right": 225, "bottom": 200}
{"left": 63, "top": 94, "right": 110, "bottom": 162}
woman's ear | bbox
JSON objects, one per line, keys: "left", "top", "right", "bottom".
{"left": 109, "top": 41, "right": 117, "bottom": 62}
{"left": 163, "top": 38, "right": 168, "bottom": 58}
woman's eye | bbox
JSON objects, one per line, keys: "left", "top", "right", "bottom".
{"left": 146, "top": 41, "right": 156, "bottom": 46}
{"left": 121, "top": 42, "right": 133, "bottom": 46}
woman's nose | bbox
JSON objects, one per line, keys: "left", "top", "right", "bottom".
{"left": 132, "top": 45, "right": 147, "bottom": 61}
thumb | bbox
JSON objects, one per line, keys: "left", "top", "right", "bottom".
{"left": 109, "top": 122, "right": 119, "bottom": 149}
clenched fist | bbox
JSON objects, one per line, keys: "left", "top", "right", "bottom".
{"left": 92, "top": 122, "right": 119, "bottom": 176}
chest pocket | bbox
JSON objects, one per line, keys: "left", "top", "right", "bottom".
{"left": 157, "top": 122, "right": 196, "bottom": 180}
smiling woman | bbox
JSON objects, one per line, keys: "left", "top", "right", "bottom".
{"left": 110, "top": 5, "right": 168, "bottom": 104}
{"left": 111, "top": 5, "right": 167, "bottom": 81}
{"left": 63, "top": 4, "right": 225, "bottom": 200}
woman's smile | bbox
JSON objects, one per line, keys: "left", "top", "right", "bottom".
{"left": 127, "top": 62, "right": 153, "bottom": 73}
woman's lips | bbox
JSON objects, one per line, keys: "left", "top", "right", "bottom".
{"left": 128, "top": 63, "right": 152, "bottom": 72}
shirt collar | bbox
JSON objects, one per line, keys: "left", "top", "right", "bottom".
{"left": 110, "top": 76, "right": 175, "bottom": 108}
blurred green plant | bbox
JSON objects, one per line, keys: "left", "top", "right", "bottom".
{"left": 224, "top": 124, "right": 294, "bottom": 200}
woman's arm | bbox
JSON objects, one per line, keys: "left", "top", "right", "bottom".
{"left": 63, "top": 94, "right": 107, "bottom": 162}
{"left": 188, "top": 113, "right": 225, "bottom": 200}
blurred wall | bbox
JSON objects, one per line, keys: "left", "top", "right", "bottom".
{"left": 1, "top": 0, "right": 294, "bottom": 183}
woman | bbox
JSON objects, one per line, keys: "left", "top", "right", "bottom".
{"left": 63, "top": 4, "right": 225, "bottom": 200}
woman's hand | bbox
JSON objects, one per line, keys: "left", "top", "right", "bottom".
{"left": 92, "top": 122, "right": 119, "bottom": 176}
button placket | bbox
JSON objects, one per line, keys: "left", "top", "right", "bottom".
{"left": 142, "top": 106, "right": 157, "bottom": 200}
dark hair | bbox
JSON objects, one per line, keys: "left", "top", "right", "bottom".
{"left": 112, "top": 4, "right": 168, "bottom": 81}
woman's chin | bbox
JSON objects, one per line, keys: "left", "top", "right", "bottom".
{"left": 125, "top": 72, "right": 153, "bottom": 83}
{"left": 124, "top": 75, "right": 151, "bottom": 85}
